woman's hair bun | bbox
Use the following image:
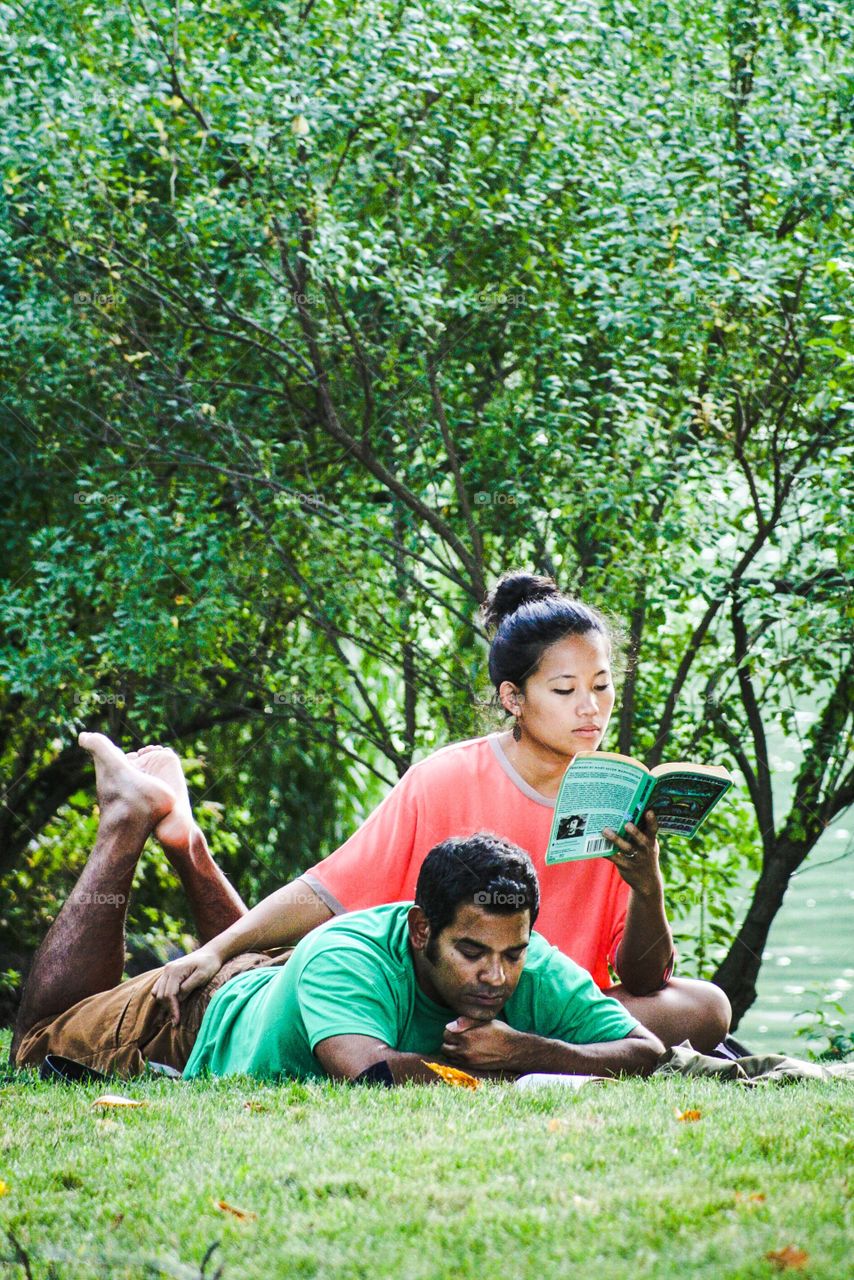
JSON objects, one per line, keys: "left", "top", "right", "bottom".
{"left": 481, "top": 571, "right": 560, "bottom": 632}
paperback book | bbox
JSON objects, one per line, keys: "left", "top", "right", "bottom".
{"left": 545, "top": 751, "right": 734, "bottom": 865}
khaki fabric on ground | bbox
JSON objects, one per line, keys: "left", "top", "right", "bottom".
{"left": 656, "top": 1040, "right": 854, "bottom": 1084}
{"left": 14, "top": 950, "right": 293, "bottom": 1077}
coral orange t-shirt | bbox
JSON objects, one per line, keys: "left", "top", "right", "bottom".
{"left": 303, "top": 735, "right": 630, "bottom": 991}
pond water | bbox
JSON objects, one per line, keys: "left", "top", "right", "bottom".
{"left": 661, "top": 703, "right": 853, "bottom": 1057}
{"left": 732, "top": 827, "right": 854, "bottom": 1057}
{"left": 721, "top": 713, "right": 854, "bottom": 1057}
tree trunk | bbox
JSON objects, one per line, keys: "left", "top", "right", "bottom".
{"left": 712, "top": 839, "right": 805, "bottom": 1027}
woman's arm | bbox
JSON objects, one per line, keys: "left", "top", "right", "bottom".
{"left": 151, "top": 878, "right": 332, "bottom": 1023}
{"left": 153, "top": 767, "right": 423, "bottom": 1023}
{"left": 602, "top": 811, "right": 675, "bottom": 995}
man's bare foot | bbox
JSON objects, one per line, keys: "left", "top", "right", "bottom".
{"left": 78, "top": 732, "right": 176, "bottom": 832}
{"left": 126, "top": 745, "right": 195, "bottom": 854}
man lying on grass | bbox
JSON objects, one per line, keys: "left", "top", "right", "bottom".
{"left": 11, "top": 734, "right": 663, "bottom": 1084}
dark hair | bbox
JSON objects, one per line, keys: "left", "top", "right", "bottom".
{"left": 415, "top": 832, "right": 540, "bottom": 939}
{"left": 482, "top": 571, "right": 611, "bottom": 694}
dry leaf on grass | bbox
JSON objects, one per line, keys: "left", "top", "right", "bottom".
{"left": 91, "top": 1095, "right": 146, "bottom": 1109}
{"left": 735, "top": 1191, "right": 766, "bottom": 1204}
{"left": 422, "top": 1062, "right": 479, "bottom": 1089}
{"left": 572, "top": 1194, "right": 598, "bottom": 1210}
{"left": 765, "top": 1245, "right": 809, "bottom": 1271}
{"left": 674, "top": 1107, "right": 702, "bottom": 1122}
{"left": 213, "top": 1199, "right": 258, "bottom": 1222}
{"left": 243, "top": 1101, "right": 268, "bottom": 1113}
{"left": 547, "top": 1118, "right": 565, "bottom": 1132}
{"left": 0, "top": 1180, "right": 8, "bottom": 1197}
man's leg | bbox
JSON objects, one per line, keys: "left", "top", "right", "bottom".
{"left": 11, "top": 733, "right": 172, "bottom": 1059}
{"left": 128, "top": 744, "right": 246, "bottom": 943}
{"left": 610, "top": 977, "right": 732, "bottom": 1055}
{"left": 10, "top": 733, "right": 247, "bottom": 1061}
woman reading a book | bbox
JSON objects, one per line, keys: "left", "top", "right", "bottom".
{"left": 151, "top": 573, "right": 731, "bottom": 1053}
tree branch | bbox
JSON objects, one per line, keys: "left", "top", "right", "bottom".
{"left": 269, "top": 217, "right": 487, "bottom": 599}
{"left": 730, "top": 590, "right": 774, "bottom": 845}
{"left": 426, "top": 358, "right": 486, "bottom": 600}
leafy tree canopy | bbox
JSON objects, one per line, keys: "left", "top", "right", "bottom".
{"left": 1, "top": 0, "right": 851, "bottom": 1024}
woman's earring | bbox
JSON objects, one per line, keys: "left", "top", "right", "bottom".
{"left": 512, "top": 719, "right": 522, "bottom": 742}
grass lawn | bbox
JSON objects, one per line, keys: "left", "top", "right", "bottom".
{"left": 1, "top": 1030, "right": 851, "bottom": 1280}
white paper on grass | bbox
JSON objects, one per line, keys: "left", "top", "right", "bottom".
{"left": 515, "top": 1073, "right": 618, "bottom": 1090}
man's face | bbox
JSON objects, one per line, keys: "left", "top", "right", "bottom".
{"left": 409, "top": 903, "right": 531, "bottom": 1022}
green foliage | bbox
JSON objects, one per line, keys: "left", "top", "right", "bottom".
{"left": 795, "top": 989, "right": 854, "bottom": 1062}
{"left": 0, "top": 0, "right": 851, "bottom": 1007}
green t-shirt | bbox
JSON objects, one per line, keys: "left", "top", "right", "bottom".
{"left": 183, "top": 903, "right": 638, "bottom": 1081}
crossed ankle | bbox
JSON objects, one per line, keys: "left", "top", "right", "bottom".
{"left": 160, "top": 823, "right": 208, "bottom": 862}
{"left": 98, "top": 795, "right": 163, "bottom": 827}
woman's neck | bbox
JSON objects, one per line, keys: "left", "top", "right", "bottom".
{"left": 498, "top": 731, "right": 573, "bottom": 799}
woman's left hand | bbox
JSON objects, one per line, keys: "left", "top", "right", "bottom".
{"left": 602, "top": 809, "right": 663, "bottom": 892}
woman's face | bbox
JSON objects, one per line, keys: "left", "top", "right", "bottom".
{"left": 501, "top": 631, "right": 615, "bottom": 758}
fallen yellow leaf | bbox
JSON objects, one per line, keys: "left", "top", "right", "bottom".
{"left": 422, "top": 1061, "right": 479, "bottom": 1090}
{"left": 675, "top": 1107, "right": 702, "bottom": 1122}
{"left": 735, "top": 1191, "right": 766, "bottom": 1204}
{"left": 547, "top": 1118, "right": 565, "bottom": 1132}
{"left": 213, "top": 1199, "right": 257, "bottom": 1221}
{"left": 0, "top": 1180, "right": 8, "bottom": 1197}
{"left": 572, "top": 1193, "right": 597, "bottom": 1210}
{"left": 765, "top": 1245, "right": 808, "bottom": 1271}
{"left": 91, "top": 1095, "right": 147, "bottom": 1109}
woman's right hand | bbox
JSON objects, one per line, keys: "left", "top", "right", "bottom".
{"left": 151, "top": 947, "right": 223, "bottom": 1026}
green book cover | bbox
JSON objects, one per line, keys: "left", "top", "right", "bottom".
{"left": 545, "top": 752, "right": 734, "bottom": 865}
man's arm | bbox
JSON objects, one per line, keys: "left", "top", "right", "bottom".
{"left": 151, "top": 877, "right": 332, "bottom": 1023}
{"left": 313, "top": 1022, "right": 665, "bottom": 1085}
{"left": 314, "top": 1034, "right": 464, "bottom": 1085}
{"left": 440, "top": 1018, "right": 665, "bottom": 1078}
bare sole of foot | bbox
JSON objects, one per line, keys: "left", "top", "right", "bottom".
{"left": 78, "top": 732, "right": 176, "bottom": 830}
{"left": 127, "top": 745, "right": 195, "bottom": 852}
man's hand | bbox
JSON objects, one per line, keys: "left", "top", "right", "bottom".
{"left": 441, "top": 1016, "right": 526, "bottom": 1074}
{"left": 444, "top": 1018, "right": 665, "bottom": 1078}
{"left": 150, "top": 947, "right": 222, "bottom": 1025}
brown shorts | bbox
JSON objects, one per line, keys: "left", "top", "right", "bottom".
{"left": 14, "top": 950, "right": 294, "bottom": 1078}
